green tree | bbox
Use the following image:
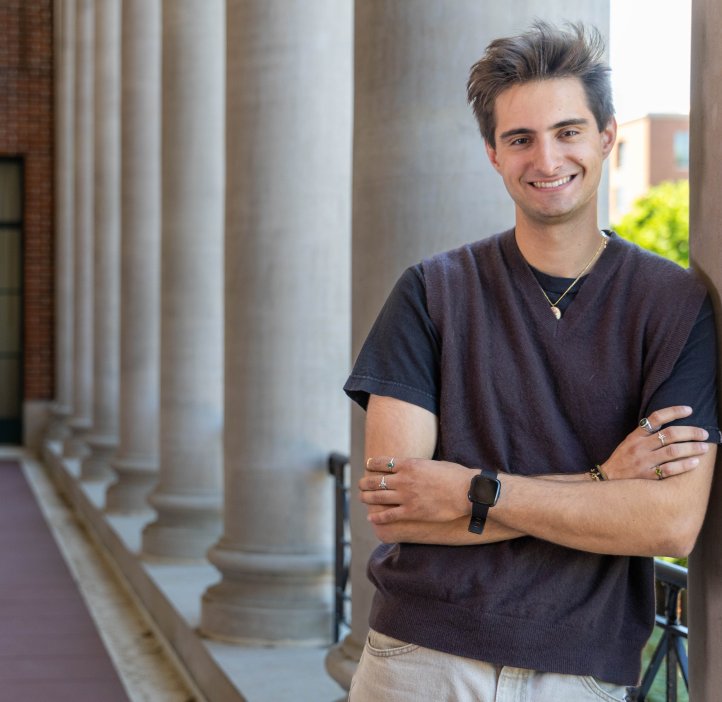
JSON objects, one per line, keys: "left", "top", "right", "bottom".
{"left": 613, "top": 180, "right": 689, "bottom": 267}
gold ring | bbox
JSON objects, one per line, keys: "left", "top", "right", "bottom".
{"left": 658, "top": 432, "right": 666, "bottom": 447}
{"left": 655, "top": 466, "right": 664, "bottom": 480}
{"left": 386, "top": 457, "right": 395, "bottom": 471}
{"left": 379, "top": 475, "right": 388, "bottom": 490}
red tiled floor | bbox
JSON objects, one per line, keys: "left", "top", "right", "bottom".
{"left": 0, "top": 460, "right": 130, "bottom": 702}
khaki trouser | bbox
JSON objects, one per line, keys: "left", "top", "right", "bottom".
{"left": 349, "top": 630, "right": 632, "bottom": 702}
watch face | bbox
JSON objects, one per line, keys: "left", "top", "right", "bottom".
{"left": 469, "top": 474, "right": 500, "bottom": 505}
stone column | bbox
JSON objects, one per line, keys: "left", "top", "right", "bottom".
{"left": 48, "top": 0, "right": 75, "bottom": 441}
{"left": 81, "top": 0, "right": 121, "bottom": 480}
{"left": 105, "top": 0, "right": 162, "bottom": 512}
{"left": 324, "top": 1, "right": 610, "bottom": 689}
{"left": 199, "top": 0, "right": 352, "bottom": 644}
{"left": 64, "top": 0, "right": 94, "bottom": 458}
{"left": 688, "top": 1, "right": 722, "bottom": 698}
{"left": 141, "top": 0, "right": 225, "bottom": 559}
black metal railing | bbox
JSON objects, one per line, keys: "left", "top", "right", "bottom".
{"left": 632, "top": 559, "right": 688, "bottom": 701}
{"left": 328, "top": 452, "right": 351, "bottom": 643}
{"left": 329, "top": 453, "right": 689, "bottom": 700}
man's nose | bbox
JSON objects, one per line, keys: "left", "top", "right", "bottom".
{"left": 532, "top": 139, "right": 562, "bottom": 175}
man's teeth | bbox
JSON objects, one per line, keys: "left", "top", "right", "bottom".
{"left": 532, "top": 176, "right": 572, "bottom": 188}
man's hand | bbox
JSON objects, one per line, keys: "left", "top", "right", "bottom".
{"left": 600, "top": 405, "right": 710, "bottom": 480}
{"left": 360, "top": 394, "right": 524, "bottom": 544}
{"left": 359, "top": 456, "right": 470, "bottom": 526}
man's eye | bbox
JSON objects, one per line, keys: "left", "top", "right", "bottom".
{"left": 561, "top": 129, "right": 579, "bottom": 138}
{"left": 511, "top": 137, "right": 529, "bottom": 146}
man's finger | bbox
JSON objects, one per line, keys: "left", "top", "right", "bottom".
{"left": 365, "top": 456, "right": 397, "bottom": 473}
{"left": 359, "top": 474, "right": 395, "bottom": 492}
{"left": 642, "top": 405, "right": 693, "bottom": 432}
{"left": 368, "top": 506, "right": 403, "bottom": 525}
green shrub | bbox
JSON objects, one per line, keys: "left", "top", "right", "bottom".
{"left": 613, "top": 180, "right": 689, "bottom": 267}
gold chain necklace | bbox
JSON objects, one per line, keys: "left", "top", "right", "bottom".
{"left": 537, "top": 233, "right": 608, "bottom": 320}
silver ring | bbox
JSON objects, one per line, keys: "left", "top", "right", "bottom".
{"left": 386, "top": 457, "right": 395, "bottom": 471}
{"left": 639, "top": 418, "right": 655, "bottom": 434}
{"left": 658, "top": 432, "right": 667, "bottom": 447}
{"left": 655, "top": 466, "right": 664, "bottom": 480}
{"left": 379, "top": 475, "right": 388, "bottom": 490}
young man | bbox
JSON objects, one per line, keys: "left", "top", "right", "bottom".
{"left": 344, "top": 22, "right": 719, "bottom": 702}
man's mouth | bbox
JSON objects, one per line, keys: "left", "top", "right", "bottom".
{"left": 531, "top": 175, "right": 574, "bottom": 189}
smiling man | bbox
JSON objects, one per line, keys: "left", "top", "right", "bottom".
{"left": 344, "top": 21, "right": 719, "bottom": 702}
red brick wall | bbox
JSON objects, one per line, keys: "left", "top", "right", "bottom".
{"left": 0, "top": 1, "right": 55, "bottom": 400}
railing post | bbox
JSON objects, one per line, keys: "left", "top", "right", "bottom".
{"left": 664, "top": 581, "right": 680, "bottom": 702}
{"left": 635, "top": 560, "right": 688, "bottom": 702}
{"left": 329, "top": 452, "right": 351, "bottom": 643}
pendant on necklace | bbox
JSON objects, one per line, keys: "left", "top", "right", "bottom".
{"left": 550, "top": 306, "right": 562, "bottom": 320}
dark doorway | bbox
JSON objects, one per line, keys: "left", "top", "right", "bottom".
{"left": 0, "top": 158, "right": 23, "bottom": 444}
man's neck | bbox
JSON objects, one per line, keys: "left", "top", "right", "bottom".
{"left": 514, "top": 217, "right": 605, "bottom": 278}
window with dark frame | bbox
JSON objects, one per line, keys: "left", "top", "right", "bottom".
{"left": 0, "top": 157, "right": 23, "bottom": 444}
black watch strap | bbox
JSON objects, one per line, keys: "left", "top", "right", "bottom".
{"left": 467, "top": 468, "right": 500, "bottom": 535}
{"left": 468, "top": 501, "right": 490, "bottom": 534}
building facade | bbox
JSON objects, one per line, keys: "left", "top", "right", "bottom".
{"left": 609, "top": 113, "right": 690, "bottom": 223}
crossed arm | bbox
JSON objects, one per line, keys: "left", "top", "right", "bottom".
{"left": 359, "top": 394, "right": 716, "bottom": 557}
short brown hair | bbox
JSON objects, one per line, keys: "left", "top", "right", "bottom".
{"left": 467, "top": 21, "right": 614, "bottom": 148}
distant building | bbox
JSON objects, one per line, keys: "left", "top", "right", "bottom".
{"left": 609, "top": 113, "right": 689, "bottom": 223}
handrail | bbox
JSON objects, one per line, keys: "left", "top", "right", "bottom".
{"left": 654, "top": 559, "right": 688, "bottom": 591}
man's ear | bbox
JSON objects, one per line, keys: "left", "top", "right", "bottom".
{"left": 485, "top": 140, "right": 501, "bottom": 172}
{"left": 600, "top": 117, "right": 617, "bottom": 158}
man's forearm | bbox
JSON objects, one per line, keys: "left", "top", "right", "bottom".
{"left": 367, "top": 473, "right": 585, "bottom": 545}
{"left": 372, "top": 514, "right": 525, "bottom": 546}
{"left": 492, "top": 454, "right": 715, "bottom": 557}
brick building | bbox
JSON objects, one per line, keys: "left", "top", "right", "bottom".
{"left": 0, "top": 1, "right": 54, "bottom": 444}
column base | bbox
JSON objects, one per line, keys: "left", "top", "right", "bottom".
{"left": 81, "top": 433, "right": 118, "bottom": 481}
{"left": 45, "top": 403, "right": 72, "bottom": 441}
{"left": 142, "top": 491, "right": 222, "bottom": 560}
{"left": 200, "top": 544, "right": 333, "bottom": 644}
{"left": 62, "top": 417, "right": 92, "bottom": 459}
{"left": 105, "top": 456, "right": 158, "bottom": 513}
{"left": 325, "top": 632, "right": 363, "bottom": 692}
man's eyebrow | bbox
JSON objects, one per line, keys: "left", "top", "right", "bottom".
{"left": 498, "top": 118, "right": 590, "bottom": 142}
{"left": 552, "top": 117, "right": 589, "bottom": 129}
{"left": 498, "top": 127, "right": 533, "bottom": 141}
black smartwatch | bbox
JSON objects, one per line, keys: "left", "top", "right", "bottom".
{"left": 467, "top": 468, "right": 501, "bottom": 535}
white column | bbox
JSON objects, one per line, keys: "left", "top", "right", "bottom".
{"left": 105, "top": 0, "right": 162, "bottom": 512}
{"left": 688, "top": 1, "right": 722, "bottom": 698}
{"left": 63, "top": 0, "right": 93, "bottom": 458}
{"left": 48, "top": 0, "right": 75, "bottom": 441}
{"left": 199, "top": 0, "right": 352, "bottom": 643}
{"left": 325, "top": 1, "right": 610, "bottom": 689}
{"left": 141, "top": 0, "right": 225, "bottom": 559}
{"left": 81, "top": 0, "right": 121, "bottom": 481}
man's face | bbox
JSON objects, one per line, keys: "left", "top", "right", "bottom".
{"left": 485, "top": 77, "right": 616, "bottom": 228}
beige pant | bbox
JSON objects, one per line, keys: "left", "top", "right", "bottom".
{"left": 348, "top": 630, "right": 632, "bottom": 702}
